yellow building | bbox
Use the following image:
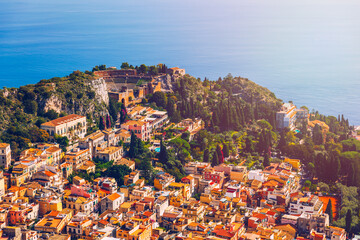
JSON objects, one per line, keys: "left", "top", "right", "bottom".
{"left": 167, "top": 182, "right": 191, "bottom": 200}
{"left": 35, "top": 210, "right": 72, "bottom": 233}
{"left": 284, "top": 158, "right": 300, "bottom": 170}
{"left": 117, "top": 222, "right": 152, "bottom": 240}
{"left": 170, "top": 195, "right": 184, "bottom": 208}
{"left": 154, "top": 172, "right": 175, "bottom": 191}
{"left": 38, "top": 198, "right": 63, "bottom": 216}
{"left": 10, "top": 164, "right": 29, "bottom": 187}
{"left": 200, "top": 194, "right": 213, "bottom": 204}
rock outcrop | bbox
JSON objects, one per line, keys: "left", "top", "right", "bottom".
{"left": 88, "top": 77, "right": 109, "bottom": 106}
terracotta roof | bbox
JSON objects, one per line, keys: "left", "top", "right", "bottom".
{"left": 98, "top": 146, "right": 122, "bottom": 155}
{"left": 46, "top": 146, "right": 61, "bottom": 153}
{"left": 0, "top": 143, "right": 9, "bottom": 148}
{"left": 41, "top": 114, "right": 85, "bottom": 127}
{"left": 142, "top": 211, "right": 153, "bottom": 217}
{"left": 253, "top": 213, "right": 268, "bottom": 220}
{"left": 43, "top": 170, "right": 56, "bottom": 177}
{"left": 162, "top": 212, "right": 179, "bottom": 219}
{"left": 215, "top": 229, "right": 234, "bottom": 238}
{"left": 107, "top": 193, "right": 121, "bottom": 201}
{"left": 13, "top": 164, "right": 29, "bottom": 170}
{"left": 99, "top": 219, "right": 108, "bottom": 225}
{"left": 122, "top": 120, "right": 146, "bottom": 127}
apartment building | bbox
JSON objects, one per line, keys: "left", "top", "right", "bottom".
{"left": 289, "top": 195, "right": 323, "bottom": 215}
{"left": 65, "top": 148, "right": 90, "bottom": 170}
{"left": 78, "top": 130, "right": 106, "bottom": 157}
{"left": 276, "top": 103, "right": 297, "bottom": 130}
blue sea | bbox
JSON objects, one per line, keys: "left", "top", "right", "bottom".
{"left": 1, "top": 0, "right": 359, "bottom": 124}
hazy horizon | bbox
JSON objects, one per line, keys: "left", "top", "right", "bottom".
{"left": 1, "top": 0, "right": 359, "bottom": 124}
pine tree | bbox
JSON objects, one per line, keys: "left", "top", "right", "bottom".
{"left": 99, "top": 116, "right": 105, "bottom": 130}
{"left": 203, "top": 149, "right": 210, "bottom": 162}
{"left": 325, "top": 199, "right": 333, "bottom": 223}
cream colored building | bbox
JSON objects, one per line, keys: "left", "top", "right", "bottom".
{"left": 0, "top": 171, "right": 5, "bottom": 200}
{"left": 41, "top": 114, "right": 87, "bottom": 141}
{"left": 0, "top": 143, "right": 11, "bottom": 169}
{"left": 96, "top": 146, "right": 123, "bottom": 162}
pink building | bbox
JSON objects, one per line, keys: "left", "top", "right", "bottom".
{"left": 121, "top": 120, "right": 150, "bottom": 141}
{"left": 204, "top": 169, "right": 225, "bottom": 185}
{"left": 70, "top": 185, "right": 95, "bottom": 198}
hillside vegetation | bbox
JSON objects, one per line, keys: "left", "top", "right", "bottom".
{"left": 0, "top": 70, "right": 108, "bottom": 153}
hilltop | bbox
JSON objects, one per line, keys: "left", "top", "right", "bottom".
{"left": 0, "top": 65, "right": 282, "bottom": 153}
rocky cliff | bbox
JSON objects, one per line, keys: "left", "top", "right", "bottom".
{"left": 0, "top": 70, "right": 109, "bottom": 132}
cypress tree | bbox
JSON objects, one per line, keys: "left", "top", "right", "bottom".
{"left": 223, "top": 143, "right": 230, "bottom": 158}
{"left": 245, "top": 137, "right": 255, "bottom": 153}
{"left": 345, "top": 209, "right": 352, "bottom": 233}
{"left": 278, "top": 130, "right": 287, "bottom": 153}
{"left": 159, "top": 139, "right": 169, "bottom": 164}
{"left": 203, "top": 149, "right": 210, "bottom": 162}
{"left": 216, "top": 144, "right": 224, "bottom": 163}
{"left": 258, "top": 130, "right": 265, "bottom": 153}
{"left": 136, "top": 137, "right": 144, "bottom": 156}
{"left": 325, "top": 199, "right": 333, "bottom": 223}
{"left": 313, "top": 124, "right": 323, "bottom": 145}
{"left": 129, "top": 131, "right": 138, "bottom": 158}
{"left": 119, "top": 104, "right": 127, "bottom": 123}
{"left": 106, "top": 115, "right": 111, "bottom": 128}
{"left": 263, "top": 153, "right": 270, "bottom": 167}
{"left": 270, "top": 111, "right": 276, "bottom": 130}
{"left": 166, "top": 98, "right": 176, "bottom": 119}
{"left": 211, "top": 152, "right": 219, "bottom": 167}
{"left": 99, "top": 116, "right": 105, "bottom": 130}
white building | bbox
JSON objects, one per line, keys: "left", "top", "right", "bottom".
{"left": 289, "top": 195, "right": 323, "bottom": 215}
{"left": 276, "top": 103, "right": 297, "bottom": 130}
{"left": 248, "top": 170, "right": 267, "bottom": 182}
{"left": 101, "top": 192, "right": 125, "bottom": 213}
{"left": 41, "top": 114, "right": 87, "bottom": 141}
